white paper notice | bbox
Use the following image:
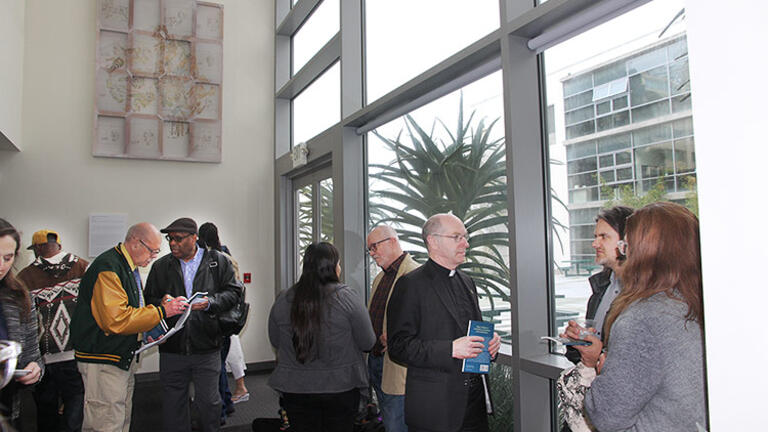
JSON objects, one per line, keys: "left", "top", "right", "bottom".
{"left": 89, "top": 214, "right": 127, "bottom": 257}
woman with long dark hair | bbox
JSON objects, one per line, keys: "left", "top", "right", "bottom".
{"left": 268, "top": 242, "right": 375, "bottom": 432}
{"left": 0, "top": 219, "right": 43, "bottom": 426}
{"left": 558, "top": 202, "right": 706, "bottom": 431}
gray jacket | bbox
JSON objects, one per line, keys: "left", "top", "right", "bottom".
{"left": 268, "top": 283, "right": 375, "bottom": 394}
{"left": 585, "top": 292, "right": 706, "bottom": 431}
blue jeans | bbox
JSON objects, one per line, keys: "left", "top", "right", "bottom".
{"left": 368, "top": 354, "right": 408, "bottom": 432}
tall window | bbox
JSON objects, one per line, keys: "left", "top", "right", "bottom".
{"left": 292, "top": 61, "right": 340, "bottom": 145}
{"left": 543, "top": 0, "right": 696, "bottom": 347}
{"left": 366, "top": 71, "right": 509, "bottom": 346}
{"left": 365, "top": 0, "right": 499, "bottom": 103}
{"left": 292, "top": 0, "right": 339, "bottom": 73}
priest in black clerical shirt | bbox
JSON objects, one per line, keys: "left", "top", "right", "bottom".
{"left": 387, "top": 213, "right": 501, "bottom": 432}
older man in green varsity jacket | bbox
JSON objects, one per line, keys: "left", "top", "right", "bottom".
{"left": 71, "top": 222, "right": 187, "bottom": 432}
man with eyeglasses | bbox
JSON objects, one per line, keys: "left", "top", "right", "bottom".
{"left": 72, "top": 222, "right": 188, "bottom": 432}
{"left": 387, "top": 213, "right": 501, "bottom": 432}
{"left": 366, "top": 225, "right": 419, "bottom": 432}
{"left": 145, "top": 217, "right": 242, "bottom": 432}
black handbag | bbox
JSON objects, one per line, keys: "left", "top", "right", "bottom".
{"left": 218, "top": 283, "right": 249, "bottom": 336}
{"left": 209, "top": 251, "right": 250, "bottom": 336}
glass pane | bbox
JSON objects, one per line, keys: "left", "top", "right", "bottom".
{"left": 633, "top": 122, "right": 672, "bottom": 146}
{"left": 615, "top": 150, "right": 632, "bottom": 165}
{"left": 292, "top": 0, "right": 339, "bottom": 73}
{"left": 635, "top": 142, "right": 674, "bottom": 179}
{"left": 567, "top": 157, "right": 597, "bottom": 174}
{"left": 598, "top": 154, "right": 613, "bottom": 168}
{"left": 597, "top": 133, "right": 630, "bottom": 153}
{"left": 568, "top": 187, "right": 599, "bottom": 204}
{"left": 296, "top": 184, "right": 313, "bottom": 277}
{"left": 569, "top": 208, "right": 595, "bottom": 224}
{"left": 626, "top": 45, "right": 667, "bottom": 74}
{"left": 613, "top": 95, "right": 628, "bottom": 110}
{"left": 365, "top": 0, "right": 499, "bottom": 102}
{"left": 631, "top": 99, "right": 670, "bottom": 123}
{"left": 566, "top": 140, "right": 597, "bottom": 159}
{"left": 543, "top": 0, "right": 699, "bottom": 365}
{"left": 564, "top": 90, "right": 593, "bottom": 111}
{"left": 566, "top": 120, "right": 595, "bottom": 139}
{"left": 293, "top": 61, "right": 340, "bottom": 145}
{"left": 674, "top": 137, "right": 696, "bottom": 174}
{"left": 319, "top": 177, "right": 334, "bottom": 242}
{"left": 629, "top": 65, "right": 669, "bottom": 106}
{"left": 598, "top": 170, "right": 615, "bottom": 183}
{"left": 568, "top": 172, "right": 598, "bottom": 189}
{"left": 673, "top": 117, "right": 694, "bottom": 138}
{"left": 672, "top": 93, "right": 692, "bottom": 113}
{"left": 565, "top": 105, "right": 595, "bottom": 126}
{"left": 670, "top": 57, "right": 691, "bottom": 95}
{"left": 616, "top": 166, "right": 633, "bottom": 181}
{"left": 366, "top": 72, "right": 511, "bottom": 352}
{"left": 593, "top": 61, "right": 626, "bottom": 87}
{"left": 596, "top": 101, "right": 611, "bottom": 116}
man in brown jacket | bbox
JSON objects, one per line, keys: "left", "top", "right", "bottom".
{"left": 18, "top": 230, "right": 88, "bottom": 432}
{"left": 366, "top": 225, "right": 419, "bottom": 432}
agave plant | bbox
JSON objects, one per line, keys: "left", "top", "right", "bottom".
{"left": 368, "top": 96, "right": 511, "bottom": 319}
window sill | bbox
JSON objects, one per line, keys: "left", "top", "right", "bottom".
{"left": 520, "top": 353, "right": 574, "bottom": 380}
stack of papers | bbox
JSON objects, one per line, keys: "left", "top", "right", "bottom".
{"left": 136, "top": 292, "right": 208, "bottom": 354}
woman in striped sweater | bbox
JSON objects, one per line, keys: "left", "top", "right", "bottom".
{"left": 0, "top": 218, "right": 43, "bottom": 426}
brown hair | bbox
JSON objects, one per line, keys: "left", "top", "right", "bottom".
{"left": 0, "top": 218, "right": 33, "bottom": 321}
{"left": 603, "top": 202, "right": 702, "bottom": 343}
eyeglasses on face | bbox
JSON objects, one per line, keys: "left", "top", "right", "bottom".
{"left": 139, "top": 239, "right": 161, "bottom": 256}
{"left": 367, "top": 237, "right": 392, "bottom": 253}
{"left": 165, "top": 233, "right": 193, "bottom": 243}
{"left": 431, "top": 233, "right": 469, "bottom": 243}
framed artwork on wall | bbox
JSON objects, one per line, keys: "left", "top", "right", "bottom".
{"left": 93, "top": 0, "right": 223, "bottom": 163}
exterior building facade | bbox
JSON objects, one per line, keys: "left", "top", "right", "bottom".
{"left": 562, "top": 33, "right": 695, "bottom": 261}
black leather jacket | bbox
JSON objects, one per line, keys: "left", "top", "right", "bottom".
{"left": 144, "top": 247, "right": 242, "bottom": 355}
{"left": 565, "top": 268, "right": 612, "bottom": 364}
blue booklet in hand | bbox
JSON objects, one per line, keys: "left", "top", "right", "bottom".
{"left": 462, "top": 320, "right": 494, "bottom": 374}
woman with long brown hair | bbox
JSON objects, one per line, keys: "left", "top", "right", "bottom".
{"left": 559, "top": 202, "right": 706, "bottom": 431}
{"left": 0, "top": 218, "right": 43, "bottom": 426}
{"left": 268, "top": 242, "right": 375, "bottom": 432}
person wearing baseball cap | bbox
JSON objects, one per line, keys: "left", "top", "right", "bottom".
{"left": 18, "top": 230, "right": 88, "bottom": 432}
{"left": 145, "top": 217, "right": 243, "bottom": 432}
{"left": 25, "top": 230, "right": 61, "bottom": 252}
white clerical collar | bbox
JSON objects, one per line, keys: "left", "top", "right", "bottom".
{"left": 449, "top": 269, "right": 456, "bottom": 277}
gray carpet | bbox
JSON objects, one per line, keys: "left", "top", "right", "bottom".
{"left": 130, "top": 371, "right": 280, "bottom": 431}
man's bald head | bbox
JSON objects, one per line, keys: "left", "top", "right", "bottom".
{"left": 124, "top": 222, "right": 162, "bottom": 267}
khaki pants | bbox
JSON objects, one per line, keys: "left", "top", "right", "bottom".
{"left": 78, "top": 360, "right": 137, "bottom": 432}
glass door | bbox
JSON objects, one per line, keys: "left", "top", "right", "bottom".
{"left": 292, "top": 166, "right": 334, "bottom": 281}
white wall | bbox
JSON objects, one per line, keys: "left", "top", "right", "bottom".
{"left": 0, "top": 0, "right": 276, "bottom": 372}
{"left": 0, "top": 0, "right": 25, "bottom": 150}
{"left": 687, "top": 1, "right": 768, "bottom": 429}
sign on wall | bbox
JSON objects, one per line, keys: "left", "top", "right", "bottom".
{"left": 94, "top": 0, "right": 223, "bottom": 163}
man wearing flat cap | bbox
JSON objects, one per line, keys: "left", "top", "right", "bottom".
{"left": 18, "top": 229, "right": 88, "bottom": 432}
{"left": 145, "top": 217, "right": 242, "bottom": 432}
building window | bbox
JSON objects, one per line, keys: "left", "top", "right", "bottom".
{"left": 543, "top": 0, "right": 697, "bottom": 355}
{"left": 364, "top": 0, "right": 499, "bottom": 103}
{"left": 366, "top": 71, "right": 511, "bottom": 350}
